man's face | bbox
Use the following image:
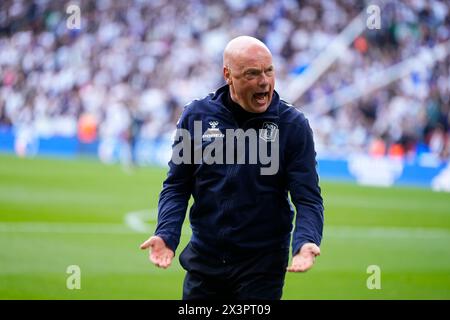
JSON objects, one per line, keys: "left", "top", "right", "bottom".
{"left": 224, "top": 47, "right": 275, "bottom": 113}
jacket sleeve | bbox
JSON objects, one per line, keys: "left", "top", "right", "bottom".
{"left": 286, "top": 118, "right": 324, "bottom": 256}
{"left": 154, "top": 107, "right": 194, "bottom": 254}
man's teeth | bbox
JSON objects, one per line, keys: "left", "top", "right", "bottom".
{"left": 255, "top": 94, "right": 266, "bottom": 103}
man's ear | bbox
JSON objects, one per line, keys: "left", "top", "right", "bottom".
{"left": 223, "top": 66, "right": 232, "bottom": 85}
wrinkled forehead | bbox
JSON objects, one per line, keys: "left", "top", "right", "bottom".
{"left": 229, "top": 45, "right": 273, "bottom": 71}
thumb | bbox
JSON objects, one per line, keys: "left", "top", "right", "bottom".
{"left": 139, "top": 237, "right": 156, "bottom": 250}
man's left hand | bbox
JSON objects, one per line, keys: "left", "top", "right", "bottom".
{"left": 287, "top": 243, "right": 320, "bottom": 272}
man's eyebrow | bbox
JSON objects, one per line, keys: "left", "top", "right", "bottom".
{"left": 243, "top": 66, "right": 274, "bottom": 73}
{"left": 244, "top": 67, "right": 261, "bottom": 72}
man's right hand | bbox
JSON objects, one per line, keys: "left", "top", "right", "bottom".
{"left": 140, "top": 236, "right": 174, "bottom": 269}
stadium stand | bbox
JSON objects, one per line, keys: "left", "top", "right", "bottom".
{"left": 0, "top": 0, "right": 449, "bottom": 167}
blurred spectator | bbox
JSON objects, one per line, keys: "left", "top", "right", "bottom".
{"left": 77, "top": 112, "right": 97, "bottom": 144}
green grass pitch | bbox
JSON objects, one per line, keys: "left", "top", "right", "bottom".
{"left": 0, "top": 154, "right": 449, "bottom": 299}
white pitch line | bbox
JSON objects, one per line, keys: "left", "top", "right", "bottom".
{"left": 0, "top": 222, "right": 137, "bottom": 234}
{"left": 123, "top": 209, "right": 192, "bottom": 235}
{"left": 325, "top": 226, "right": 450, "bottom": 239}
{"left": 124, "top": 209, "right": 157, "bottom": 233}
{"left": 0, "top": 210, "right": 449, "bottom": 239}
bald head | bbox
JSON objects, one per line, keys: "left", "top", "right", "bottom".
{"left": 223, "top": 36, "right": 272, "bottom": 70}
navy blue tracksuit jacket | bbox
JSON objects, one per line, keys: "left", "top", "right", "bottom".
{"left": 155, "top": 85, "right": 324, "bottom": 262}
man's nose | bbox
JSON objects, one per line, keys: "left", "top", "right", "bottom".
{"left": 258, "top": 73, "right": 269, "bottom": 87}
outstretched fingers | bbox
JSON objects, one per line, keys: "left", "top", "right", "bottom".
{"left": 151, "top": 250, "right": 173, "bottom": 268}
{"left": 286, "top": 256, "right": 315, "bottom": 272}
{"left": 140, "top": 236, "right": 174, "bottom": 269}
{"left": 287, "top": 243, "right": 320, "bottom": 273}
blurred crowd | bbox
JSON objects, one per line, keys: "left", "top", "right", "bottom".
{"left": 0, "top": 0, "right": 449, "bottom": 162}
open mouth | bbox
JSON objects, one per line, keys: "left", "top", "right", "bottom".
{"left": 253, "top": 92, "right": 269, "bottom": 105}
